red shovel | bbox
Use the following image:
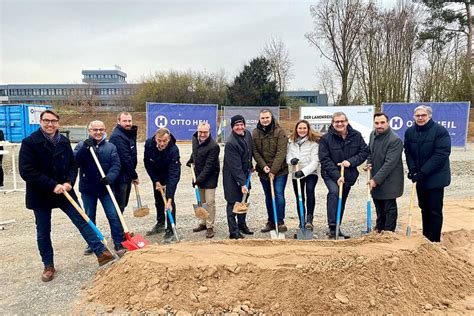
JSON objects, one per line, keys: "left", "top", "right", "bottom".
{"left": 89, "top": 147, "right": 149, "bottom": 251}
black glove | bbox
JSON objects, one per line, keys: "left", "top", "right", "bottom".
{"left": 100, "top": 176, "right": 112, "bottom": 186}
{"left": 84, "top": 138, "right": 95, "bottom": 149}
{"left": 186, "top": 161, "right": 192, "bottom": 168}
{"left": 290, "top": 158, "right": 299, "bottom": 166}
{"left": 192, "top": 180, "right": 198, "bottom": 188}
{"left": 408, "top": 172, "right": 423, "bottom": 183}
{"left": 295, "top": 170, "right": 305, "bottom": 178}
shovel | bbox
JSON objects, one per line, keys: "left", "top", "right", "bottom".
{"left": 269, "top": 176, "right": 285, "bottom": 240}
{"left": 406, "top": 182, "right": 416, "bottom": 237}
{"left": 364, "top": 168, "right": 372, "bottom": 234}
{"left": 89, "top": 147, "right": 149, "bottom": 251}
{"left": 133, "top": 183, "right": 150, "bottom": 218}
{"left": 335, "top": 164, "right": 345, "bottom": 240}
{"left": 63, "top": 191, "right": 119, "bottom": 260}
{"left": 233, "top": 173, "right": 251, "bottom": 214}
{"left": 295, "top": 165, "right": 313, "bottom": 240}
{"left": 159, "top": 186, "right": 180, "bottom": 242}
{"left": 190, "top": 164, "right": 209, "bottom": 219}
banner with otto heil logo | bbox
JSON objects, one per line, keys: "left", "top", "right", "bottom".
{"left": 146, "top": 103, "right": 218, "bottom": 141}
{"left": 382, "top": 102, "right": 470, "bottom": 147}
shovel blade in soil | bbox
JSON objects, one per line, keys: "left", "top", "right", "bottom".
{"left": 270, "top": 230, "right": 285, "bottom": 239}
{"left": 194, "top": 205, "right": 209, "bottom": 219}
{"left": 297, "top": 229, "right": 313, "bottom": 240}
{"left": 232, "top": 202, "right": 249, "bottom": 214}
{"left": 122, "top": 233, "right": 149, "bottom": 251}
{"left": 133, "top": 207, "right": 150, "bottom": 218}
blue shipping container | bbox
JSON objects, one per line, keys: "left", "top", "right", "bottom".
{"left": 0, "top": 104, "right": 52, "bottom": 142}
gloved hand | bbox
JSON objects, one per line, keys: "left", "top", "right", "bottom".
{"left": 84, "top": 138, "right": 95, "bottom": 149}
{"left": 295, "top": 170, "right": 304, "bottom": 179}
{"left": 408, "top": 172, "right": 423, "bottom": 183}
{"left": 290, "top": 158, "right": 299, "bottom": 166}
{"left": 186, "top": 161, "right": 192, "bottom": 168}
{"left": 100, "top": 176, "right": 112, "bottom": 186}
{"left": 192, "top": 180, "right": 198, "bottom": 188}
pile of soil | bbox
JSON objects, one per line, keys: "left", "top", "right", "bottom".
{"left": 82, "top": 230, "right": 473, "bottom": 314}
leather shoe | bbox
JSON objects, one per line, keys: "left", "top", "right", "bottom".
{"left": 239, "top": 226, "right": 254, "bottom": 235}
{"left": 278, "top": 224, "right": 288, "bottom": 232}
{"left": 97, "top": 250, "right": 114, "bottom": 266}
{"left": 41, "top": 266, "right": 55, "bottom": 282}
{"left": 146, "top": 223, "right": 164, "bottom": 236}
{"left": 229, "top": 232, "right": 244, "bottom": 239}
{"left": 260, "top": 222, "right": 275, "bottom": 233}
{"left": 83, "top": 245, "right": 93, "bottom": 256}
{"left": 305, "top": 223, "right": 314, "bottom": 230}
{"left": 206, "top": 228, "right": 215, "bottom": 238}
{"left": 193, "top": 224, "right": 207, "bottom": 233}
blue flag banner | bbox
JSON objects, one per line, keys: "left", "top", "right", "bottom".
{"left": 382, "top": 102, "right": 470, "bottom": 147}
{"left": 222, "top": 106, "right": 280, "bottom": 142}
{"left": 146, "top": 103, "right": 218, "bottom": 141}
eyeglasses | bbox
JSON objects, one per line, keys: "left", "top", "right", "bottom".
{"left": 333, "top": 120, "right": 347, "bottom": 125}
{"left": 90, "top": 128, "right": 105, "bottom": 133}
{"left": 42, "top": 119, "right": 59, "bottom": 125}
{"left": 198, "top": 131, "right": 209, "bottom": 134}
{"left": 414, "top": 114, "right": 428, "bottom": 118}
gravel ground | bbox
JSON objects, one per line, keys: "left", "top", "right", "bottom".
{"left": 0, "top": 142, "right": 473, "bottom": 314}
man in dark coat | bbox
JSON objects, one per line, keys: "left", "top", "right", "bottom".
{"left": 109, "top": 112, "right": 139, "bottom": 213}
{"left": 186, "top": 122, "right": 220, "bottom": 238}
{"left": 318, "top": 112, "right": 369, "bottom": 239}
{"left": 74, "top": 120, "right": 125, "bottom": 256}
{"left": 19, "top": 110, "right": 114, "bottom": 283}
{"left": 223, "top": 115, "right": 253, "bottom": 239}
{"left": 404, "top": 105, "right": 451, "bottom": 242}
{"left": 367, "top": 113, "right": 404, "bottom": 232}
{"left": 252, "top": 109, "right": 288, "bottom": 233}
{"left": 144, "top": 127, "right": 181, "bottom": 240}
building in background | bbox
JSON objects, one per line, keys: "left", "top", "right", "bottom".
{"left": 0, "top": 69, "right": 138, "bottom": 111}
{"left": 284, "top": 90, "right": 328, "bottom": 107}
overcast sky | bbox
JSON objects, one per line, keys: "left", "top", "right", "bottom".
{"left": 0, "top": 0, "right": 397, "bottom": 90}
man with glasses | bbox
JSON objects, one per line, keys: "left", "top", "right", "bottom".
{"left": 187, "top": 122, "right": 220, "bottom": 238}
{"left": 74, "top": 120, "right": 125, "bottom": 256}
{"left": 318, "top": 112, "right": 369, "bottom": 239}
{"left": 19, "top": 110, "right": 114, "bottom": 282}
{"left": 404, "top": 105, "right": 451, "bottom": 242}
{"left": 109, "top": 112, "right": 139, "bottom": 213}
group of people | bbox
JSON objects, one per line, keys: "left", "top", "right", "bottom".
{"left": 19, "top": 105, "right": 451, "bottom": 282}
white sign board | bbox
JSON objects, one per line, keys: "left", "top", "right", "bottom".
{"left": 300, "top": 105, "right": 375, "bottom": 143}
{"left": 28, "top": 106, "right": 47, "bottom": 124}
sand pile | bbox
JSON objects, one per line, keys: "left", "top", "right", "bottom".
{"left": 83, "top": 230, "right": 473, "bottom": 314}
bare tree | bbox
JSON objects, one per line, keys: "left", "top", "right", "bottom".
{"left": 316, "top": 66, "right": 339, "bottom": 105}
{"left": 306, "top": 0, "right": 371, "bottom": 105}
{"left": 263, "top": 37, "right": 293, "bottom": 105}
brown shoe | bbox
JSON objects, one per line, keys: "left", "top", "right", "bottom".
{"left": 193, "top": 224, "right": 207, "bottom": 233}
{"left": 97, "top": 249, "right": 114, "bottom": 266}
{"left": 41, "top": 266, "right": 55, "bottom": 282}
{"left": 278, "top": 224, "right": 288, "bottom": 232}
{"left": 261, "top": 222, "right": 275, "bottom": 233}
{"left": 206, "top": 228, "right": 215, "bottom": 238}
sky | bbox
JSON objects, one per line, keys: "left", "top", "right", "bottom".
{"left": 0, "top": 0, "right": 397, "bottom": 90}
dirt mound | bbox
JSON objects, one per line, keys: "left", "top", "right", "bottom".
{"left": 81, "top": 230, "right": 473, "bottom": 314}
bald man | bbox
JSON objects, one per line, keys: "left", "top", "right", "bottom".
{"left": 74, "top": 120, "right": 125, "bottom": 256}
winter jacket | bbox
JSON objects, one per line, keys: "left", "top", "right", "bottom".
{"left": 286, "top": 138, "right": 319, "bottom": 180}
{"left": 19, "top": 129, "right": 78, "bottom": 209}
{"left": 252, "top": 121, "right": 288, "bottom": 179}
{"left": 318, "top": 124, "right": 369, "bottom": 186}
{"left": 186, "top": 132, "right": 220, "bottom": 189}
{"left": 404, "top": 119, "right": 451, "bottom": 190}
{"left": 367, "top": 128, "right": 404, "bottom": 200}
{"left": 109, "top": 124, "right": 138, "bottom": 184}
{"left": 223, "top": 129, "right": 253, "bottom": 203}
{"left": 144, "top": 133, "right": 181, "bottom": 200}
{"left": 74, "top": 137, "right": 121, "bottom": 196}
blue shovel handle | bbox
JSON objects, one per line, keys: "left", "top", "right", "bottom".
{"left": 194, "top": 187, "right": 201, "bottom": 204}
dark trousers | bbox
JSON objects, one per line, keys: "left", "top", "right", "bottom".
{"left": 33, "top": 203, "right": 106, "bottom": 267}
{"left": 226, "top": 202, "right": 248, "bottom": 235}
{"left": 417, "top": 187, "right": 444, "bottom": 242}
{"left": 0, "top": 154, "right": 3, "bottom": 186}
{"left": 323, "top": 177, "right": 351, "bottom": 229}
{"left": 153, "top": 187, "right": 176, "bottom": 232}
{"left": 260, "top": 174, "right": 288, "bottom": 224}
{"left": 373, "top": 198, "right": 398, "bottom": 232}
{"left": 113, "top": 181, "right": 132, "bottom": 213}
{"left": 292, "top": 174, "right": 318, "bottom": 227}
